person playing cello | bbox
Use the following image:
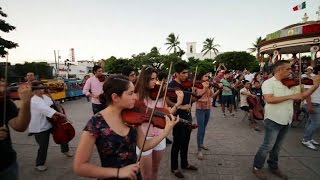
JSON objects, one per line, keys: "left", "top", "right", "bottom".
{"left": 73, "top": 75, "right": 179, "bottom": 180}
{"left": 28, "top": 81, "right": 73, "bottom": 172}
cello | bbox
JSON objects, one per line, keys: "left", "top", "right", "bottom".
{"left": 247, "top": 95, "right": 264, "bottom": 120}
{"left": 46, "top": 89, "right": 75, "bottom": 144}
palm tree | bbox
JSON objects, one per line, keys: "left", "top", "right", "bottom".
{"left": 165, "top": 33, "right": 181, "bottom": 54}
{"left": 201, "top": 38, "right": 220, "bottom": 59}
{"left": 248, "top": 36, "right": 262, "bottom": 59}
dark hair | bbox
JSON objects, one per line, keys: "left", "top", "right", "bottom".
{"left": 273, "top": 60, "right": 290, "bottom": 73}
{"left": 92, "top": 65, "right": 102, "bottom": 74}
{"left": 121, "top": 66, "right": 135, "bottom": 77}
{"left": 314, "top": 65, "right": 320, "bottom": 74}
{"left": 224, "top": 70, "right": 231, "bottom": 74}
{"left": 31, "top": 81, "right": 44, "bottom": 91}
{"left": 242, "top": 80, "right": 249, "bottom": 84}
{"left": 99, "top": 75, "right": 130, "bottom": 106}
{"left": 157, "top": 71, "right": 167, "bottom": 81}
{"left": 174, "top": 61, "right": 189, "bottom": 73}
{"left": 196, "top": 71, "right": 208, "bottom": 81}
{"left": 134, "top": 66, "right": 158, "bottom": 100}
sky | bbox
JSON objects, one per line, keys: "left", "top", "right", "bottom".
{"left": 1, "top": 0, "right": 319, "bottom": 64}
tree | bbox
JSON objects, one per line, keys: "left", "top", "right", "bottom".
{"left": 214, "top": 51, "right": 259, "bottom": 71}
{"left": 201, "top": 38, "right": 220, "bottom": 59}
{"left": 165, "top": 33, "right": 181, "bottom": 53}
{"left": 248, "top": 36, "right": 262, "bottom": 60}
{"left": 0, "top": 7, "right": 18, "bottom": 57}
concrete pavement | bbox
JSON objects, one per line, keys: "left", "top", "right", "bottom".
{"left": 11, "top": 97, "right": 320, "bottom": 180}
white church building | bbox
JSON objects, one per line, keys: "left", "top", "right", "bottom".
{"left": 185, "top": 42, "right": 218, "bottom": 60}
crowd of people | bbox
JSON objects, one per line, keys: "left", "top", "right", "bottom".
{"left": 1, "top": 60, "right": 320, "bottom": 180}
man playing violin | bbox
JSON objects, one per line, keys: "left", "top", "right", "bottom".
{"left": 0, "top": 77, "right": 33, "bottom": 180}
{"left": 166, "top": 62, "right": 199, "bottom": 178}
{"left": 83, "top": 65, "right": 106, "bottom": 114}
{"left": 252, "top": 60, "right": 320, "bottom": 180}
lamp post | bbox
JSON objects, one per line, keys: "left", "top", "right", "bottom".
{"left": 64, "top": 59, "right": 71, "bottom": 79}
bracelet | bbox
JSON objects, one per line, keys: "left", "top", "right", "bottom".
{"left": 117, "top": 168, "right": 120, "bottom": 179}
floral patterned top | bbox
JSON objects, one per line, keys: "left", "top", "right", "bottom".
{"left": 84, "top": 113, "right": 141, "bottom": 180}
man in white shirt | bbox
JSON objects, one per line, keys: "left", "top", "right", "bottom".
{"left": 252, "top": 60, "right": 320, "bottom": 180}
{"left": 301, "top": 65, "right": 320, "bottom": 150}
{"left": 29, "top": 82, "right": 73, "bottom": 172}
{"left": 301, "top": 66, "right": 315, "bottom": 79}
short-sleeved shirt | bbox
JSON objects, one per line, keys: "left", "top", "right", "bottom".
{"left": 220, "top": 78, "right": 233, "bottom": 96}
{"left": 168, "top": 80, "right": 192, "bottom": 122}
{"left": 262, "top": 77, "right": 300, "bottom": 125}
{"left": 84, "top": 113, "right": 141, "bottom": 180}
{"left": 0, "top": 99, "right": 18, "bottom": 171}
{"left": 240, "top": 88, "right": 251, "bottom": 107}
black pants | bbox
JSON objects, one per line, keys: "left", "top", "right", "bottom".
{"left": 171, "top": 123, "right": 192, "bottom": 170}
{"left": 34, "top": 129, "right": 69, "bottom": 166}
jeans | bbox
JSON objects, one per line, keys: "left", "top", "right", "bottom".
{"left": 0, "top": 161, "right": 19, "bottom": 180}
{"left": 303, "top": 103, "right": 320, "bottom": 141}
{"left": 171, "top": 124, "right": 192, "bottom": 170}
{"left": 34, "top": 129, "right": 69, "bottom": 166}
{"left": 196, "top": 109, "right": 210, "bottom": 151}
{"left": 253, "top": 119, "right": 290, "bottom": 169}
{"left": 92, "top": 103, "right": 106, "bottom": 114}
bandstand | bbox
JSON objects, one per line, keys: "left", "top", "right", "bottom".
{"left": 258, "top": 14, "right": 320, "bottom": 74}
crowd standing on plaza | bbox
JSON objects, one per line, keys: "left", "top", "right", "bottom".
{"left": 1, "top": 60, "right": 320, "bottom": 180}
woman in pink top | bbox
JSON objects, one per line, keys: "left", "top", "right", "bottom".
{"left": 195, "top": 72, "right": 221, "bottom": 160}
{"left": 134, "top": 67, "right": 184, "bottom": 180}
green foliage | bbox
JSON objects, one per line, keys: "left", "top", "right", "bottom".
{"left": 214, "top": 51, "right": 259, "bottom": 71}
{"left": 0, "top": 62, "right": 53, "bottom": 83}
{"left": 0, "top": 7, "right": 18, "bottom": 57}
{"left": 104, "top": 56, "right": 133, "bottom": 74}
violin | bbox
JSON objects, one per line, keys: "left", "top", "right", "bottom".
{"left": 121, "top": 101, "right": 198, "bottom": 129}
{"left": 149, "top": 84, "right": 201, "bottom": 100}
{"left": 181, "top": 80, "right": 221, "bottom": 89}
{"left": 281, "top": 78, "right": 313, "bottom": 88}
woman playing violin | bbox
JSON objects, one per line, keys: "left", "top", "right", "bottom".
{"left": 194, "top": 72, "right": 221, "bottom": 160}
{"left": 73, "top": 75, "right": 179, "bottom": 180}
{"left": 134, "top": 67, "right": 184, "bottom": 180}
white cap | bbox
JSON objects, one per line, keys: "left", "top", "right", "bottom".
{"left": 306, "top": 66, "right": 313, "bottom": 70}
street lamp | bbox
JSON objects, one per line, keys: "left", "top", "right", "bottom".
{"left": 64, "top": 59, "right": 71, "bottom": 79}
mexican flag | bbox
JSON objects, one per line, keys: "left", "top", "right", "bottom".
{"left": 293, "top": 1, "right": 306, "bottom": 11}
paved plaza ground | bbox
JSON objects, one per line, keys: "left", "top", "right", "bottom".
{"left": 11, "top": 97, "right": 320, "bottom": 180}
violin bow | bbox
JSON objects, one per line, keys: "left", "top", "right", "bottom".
{"left": 2, "top": 53, "right": 9, "bottom": 128}
{"left": 136, "top": 80, "right": 164, "bottom": 162}
{"left": 188, "top": 65, "right": 198, "bottom": 105}
{"left": 162, "top": 62, "right": 173, "bottom": 107}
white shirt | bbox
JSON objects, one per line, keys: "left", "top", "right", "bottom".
{"left": 29, "top": 94, "right": 56, "bottom": 133}
{"left": 240, "top": 87, "right": 251, "bottom": 107}
{"left": 262, "top": 77, "right": 300, "bottom": 125}
{"left": 304, "top": 84, "right": 320, "bottom": 104}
